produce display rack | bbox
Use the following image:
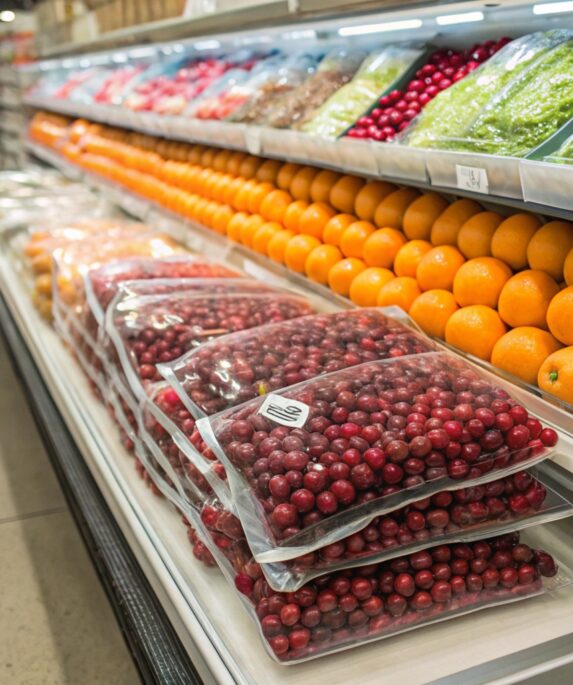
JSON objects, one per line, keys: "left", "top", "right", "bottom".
{"left": 6, "top": 1, "right": 573, "bottom": 680}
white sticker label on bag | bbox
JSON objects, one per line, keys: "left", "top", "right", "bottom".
{"left": 456, "top": 164, "right": 489, "bottom": 194}
{"left": 259, "top": 394, "right": 310, "bottom": 428}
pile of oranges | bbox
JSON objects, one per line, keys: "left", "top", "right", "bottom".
{"left": 29, "top": 113, "right": 573, "bottom": 406}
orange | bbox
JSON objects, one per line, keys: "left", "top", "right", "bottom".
{"left": 538, "top": 347, "right": 573, "bottom": 404}
{"left": 527, "top": 221, "right": 573, "bottom": 281}
{"left": 232, "top": 179, "right": 258, "bottom": 212}
{"left": 362, "top": 228, "right": 406, "bottom": 268}
{"left": 374, "top": 187, "right": 420, "bottom": 230}
{"left": 430, "top": 198, "right": 482, "bottom": 246}
{"left": 546, "top": 286, "right": 573, "bottom": 345}
{"left": 354, "top": 181, "right": 396, "bottom": 221}
{"left": 457, "top": 211, "right": 504, "bottom": 259}
{"left": 267, "top": 229, "right": 295, "bottom": 263}
{"left": 453, "top": 257, "right": 512, "bottom": 308}
{"left": 340, "top": 221, "right": 376, "bottom": 258}
{"left": 298, "top": 203, "right": 336, "bottom": 239}
{"left": 256, "top": 159, "right": 282, "bottom": 184}
{"left": 290, "top": 166, "right": 320, "bottom": 201}
{"left": 283, "top": 200, "right": 310, "bottom": 233}
{"left": 416, "top": 245, "right": 465, "bottom": 291}
{"left": 349, "top": 267, "right": 394, "bottom": 306}
{"left": 498, "top": 270, "right": 560, "bottom": 329}
{"left": 330, "top": 175, "right": 365, "bottom": 214}
{"left": 490, "top": 213, "right": 541, "bottom": 270}
{"left": 376, "top": 276, "right": 421, "bottom": 313}
{"left": 564, "top": 248, "right": 573, "bottom": 286}
{"left": 394, "top": 240, "right": 432, "bottom": 278}
{"left": 445, "top": 305, "right": 507, "bottom": 361}
{"left": 211, "top": 204, "right": 234, "bottom": 235}
{"left": 259, "top": 189, "right": 293, "bottom": 223}
{"left": 192, "top": 197, "right": 209, "bottom": 223}
{"left": 402, "top": 192, "right": 449, "bottom": 241}
{"left": 409, "top": 290, "right": 459, "bottom": 339}
{"left": 322, "top": 214, "right": 357, "bottom": 246}
{"left": 226, "top": 151, "right": 247, "bottom": 176}
{"left": 284, "top": 234, "right": 322, "bottom": 273}
{"left": 240, "top": 214, "right": 265, "bottom": 248}
{"left": 227, "top": 212, "right": 249, "bottom": 243}
{"left": 328, "top": 258, "right": 367, "bottom": 297}
{"left": 211, "top": 173, "right": 232, "bottom": 203}
{"left": 200, "top": 148, "right": 216, "bottom": 168}
{"left": 223, "top": 177, "right": 246, "bottom": 207}
{"left": 239, "top": 155, "right": 263, "bottom": 179}
{"left": 252, "top": 221, "right": 282, "bottom": 254}
{"left": 310, "top": 169, "right": 342, "bottom": 203}
{"left": 491, "top": 327, "right": 562, "bottom": 385}
{"left": 277, "top": 163, "right": 303, "bottom": 190}
{"left": 212, "top": 148, "right": 232, "bottom": 172}
{"left": 247, "top": 182, "right": 275, "bottom": 214}
{"left": 305, "top": 244, "right": 343, "bottom": 285}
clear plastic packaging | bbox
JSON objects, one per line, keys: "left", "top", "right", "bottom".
{"left": 191, "top": 506, "right": 570, "bottom": 663}
{"left": 83, "top": 256, "right": 242, "bottom": 335}
{"left": 404, "top": 30, "right": 572, "bottom": 150}
{"left": 104, "top": 285, "right": 316, "bottom": 402}
{"left": 198, "top": 352, "right": 560, "bottom": 563}
{"left": 51, "top": 229, "right": 184, "bottom": 327}
{"left": 264, "top": 48, "right": 367, "bottom": 129}
{"left": 460, "top": 38, "right": 573, "bottom": 156}
{"left": 544, "top": 133, "right": 573, "bottom": 164}
{"left": 230, "top": 54, "right": 319, "bottom": 124}
{"left": 302, "top": 45, "right": 424, "bottom": 139}
{"left": 159, "top": 308, "right": 437, "bottom": 418}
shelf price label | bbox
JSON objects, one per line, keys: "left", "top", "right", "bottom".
{"left": 456, "top": 164, "right": 489, "bottom": 195}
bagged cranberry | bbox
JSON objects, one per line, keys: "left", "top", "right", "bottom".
{"left": 104, "top": 285, "right": 316, "bottom": 403}
{"left": 158, "top": 308, "right": 436, "bottom": 418}
{"left": 190, "top": 500, "right": 568, "bottom": 663}
{"left": 83, "top": 256, "right": 243, "bottom": 334}
{"left": 139, "top": 383, "right": 228, "bottom": 506}
{"left": 197, "top": 352, "right": 560, "bottom": 563}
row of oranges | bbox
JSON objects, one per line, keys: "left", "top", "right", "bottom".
{"left": 28, "top": 113, "right": 573, "bottom": 405}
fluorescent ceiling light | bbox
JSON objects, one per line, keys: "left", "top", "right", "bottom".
{"left": 436, "top": 11, "right": 484, "bottom": 25}
{"left": 194, "top": 39, "right": 221, "bottom": 50}
{"left": 533, "top": 1, "right": 573, "bottom": 13}
{"left": 0, "top": 10, "right": 15, "bottom": 22}
{"left": 283, "top": 29, "right": 317, "bottom": 40}
{"left": 339, "top": 19, "right": 422, "bottom": 36}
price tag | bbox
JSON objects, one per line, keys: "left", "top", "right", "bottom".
{"left": 245, "top": 127, "right": 261, "bottom": 155}
{"left": 259, "top": 394, "right": 309, "bottom": 428}
{"left": 456, "top": 165, "right": 489, "bottom": 195}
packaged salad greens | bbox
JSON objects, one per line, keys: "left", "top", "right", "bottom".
{"left": 302, "top": 45, "right": 425, "bottom": 139}
{"left": 404, "top": 30, "right": 573, "bottom": 150}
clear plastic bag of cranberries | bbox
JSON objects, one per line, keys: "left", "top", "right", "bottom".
{"left": 139, "top": 383, "right": 229, "bottom": 505}
{"left": 197, "top": 352, "right": 561, "bottom": 563}
{"left": 192, "top": 496, "right": 571, "bottom": 663}
{"left": 103, "top": 286, "right": 316, "bottom": 402}
{"left": 158, "top": 308, "right": 437, "bottom": 419}
{"left": 83, "top": 256, "right": 244, "bottom": 335}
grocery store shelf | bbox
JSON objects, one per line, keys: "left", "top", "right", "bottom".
{"left": 23, "top": 99, "right": 573, "bottom": 221}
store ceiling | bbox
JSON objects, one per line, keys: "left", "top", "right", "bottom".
{"left": 0, "top": 0, "right": 38, "bottom": 9}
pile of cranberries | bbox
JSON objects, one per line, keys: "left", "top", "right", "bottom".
{"left": 110, "top": 292, "right": 314, "bottom": 386}
{"left": 200, "top": 516, "right": 557, "bottom": 660}
{"left": 210, "top": 355, "right": 558, "bottom": 546}
{"left": 346, "top": 38, "right": 512, "bottom": 142}
{"left": 170, "top": 310, "right": 435, "bottom": 416}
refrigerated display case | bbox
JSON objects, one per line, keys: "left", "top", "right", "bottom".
{"left": 4, "top": 1, "right": 573, "bottom": 682}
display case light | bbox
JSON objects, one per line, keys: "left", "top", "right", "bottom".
{"left": 338, "top": 19, "right": 423, "bottom": 36}
{"left": 79, "top": 58, "right": 91, "bottom": 68}
{"left": 0, "top": 10, "right": 15, "bottom": 22}
{"left": 283, "top": 29, "right": 317, "bottom": 40}
{"left": 533, "top": 1, "right": 573, "bottom": 13}
{"left": 436, "top": 11, "right": 484, "bottom": 25}
{"left": 112, "top": 53, "right": 128, "bottom": 63}
{"left": 194, "top": 39, "right": 221, "bottom": 50}
{"left": 128, "top": 46, "right": 158, "bottom": 59}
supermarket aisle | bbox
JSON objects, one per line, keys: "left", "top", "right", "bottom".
{"left": 0, "top": 340, "right": 141, "bottom": 685}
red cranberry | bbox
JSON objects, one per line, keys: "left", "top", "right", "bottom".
{"left": 411, "top": 591, "right": 433, "bottom": 610}
{"left": 394, "top": 573, "right": 416, "bottom": 597}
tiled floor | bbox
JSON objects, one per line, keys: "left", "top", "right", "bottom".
{"left": 0, "top": 340, "right": 141, "bottom": 685}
